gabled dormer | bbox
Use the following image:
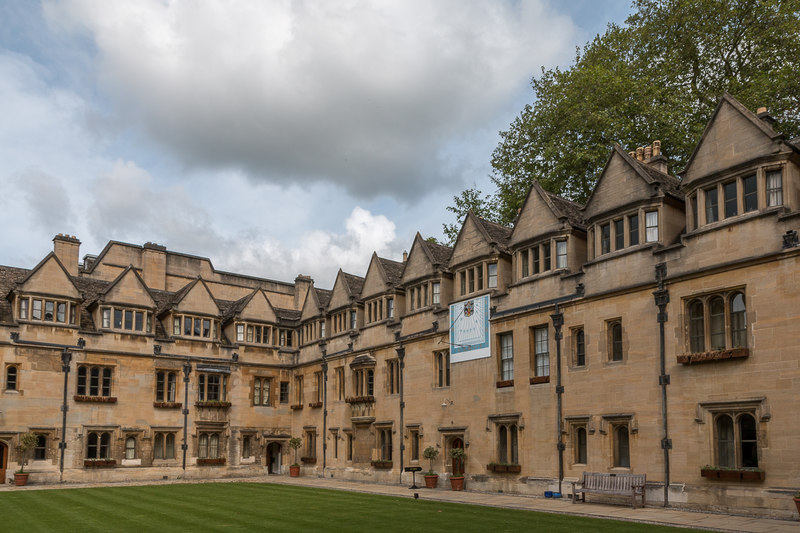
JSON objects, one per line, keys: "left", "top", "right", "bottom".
{"left": 361, "top": 252, "right": 404, "bottom": 326}
{"left": 299, "top": 285, "right": 330, "bottom": 345}
{"left": 400, "top": 233, "right": 453, "bottom": 313}
{"left": 449, "top": 212, "right": 512, "bottom": 300}
{"left": 223, "top": 289, "right": 282, "bottom": 346}
{"left": 326, "top": 269, "right": 364, "bottom": 337}
{"left": 583, "top": 143, "right": 684, "bottom": 261}
{"left": 510, "top": 181, "right": 586, "bottom": 282}
{"left": 168, "top": 277, "right": 220, "bottom": 341}
{"left": 681, "top": 93, "right": 800, "bottom": 232}
{"left": 96, "top": 265, "right": 157, "bottom": 334}
{"left": 13, "top": 252, "right": 82, "bottom": 326}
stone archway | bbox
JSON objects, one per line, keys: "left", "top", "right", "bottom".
{"left": 266, "top": 442, "right": 282, "bottom": 474}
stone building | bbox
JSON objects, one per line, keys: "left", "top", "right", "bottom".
{"left": 1, "top": 93, "right": 799, "bottom": 518}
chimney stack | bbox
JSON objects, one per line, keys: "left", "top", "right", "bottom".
{"left": 142, "top": 242, "right": 167, "bottom": 290}
{"left": 402, "top": 251, "right": 408, "bottom": 263}
{"left": 756, "top": 106, "right": 776, "bottom": 126}
{"left": 53, "top": 234, "right": 81, "bottom": 276}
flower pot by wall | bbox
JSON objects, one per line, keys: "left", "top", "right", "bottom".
{"left": 424, "top": 475, "right": 438, "bottom": 489}
{"left": 793, "top": 497, "right": 800, "bottom": 516}
{"left": 290, "top": 465, "right": 300, "bottom": 477}
{"left": 450, "top": 476, "right": 465, "bottom": 491}
{"left": 14, "top": 472, "right": 29, "bottom": 486}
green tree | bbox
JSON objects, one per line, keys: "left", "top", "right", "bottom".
{"left": 441, "top": 186, "right": 499, "bottom": 245}
{"left": 451, "top": 0, "right": 800, "bottom": 230}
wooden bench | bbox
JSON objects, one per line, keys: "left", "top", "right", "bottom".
{"left": 571, "top": 472, "right": 646, "bottom": 508}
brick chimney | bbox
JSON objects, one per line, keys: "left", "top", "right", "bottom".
{"left": 53, "top": 234, "right": 80, "bottom": 276}
{"left": 142, "top": 242, "right": 167, "bottom": 290}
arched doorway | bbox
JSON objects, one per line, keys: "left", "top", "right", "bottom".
{"left": 450, "top": 437, "right": 464, "bottom": 476}
{"left": 0, "top": 441, "right": 7, "bottom": 484}
{"left": 266, "top": 442, "right": 282, "bottom": 474}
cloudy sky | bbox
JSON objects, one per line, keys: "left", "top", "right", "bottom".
{"left": 0, "top": 0, "right": 631, "bottom": 288}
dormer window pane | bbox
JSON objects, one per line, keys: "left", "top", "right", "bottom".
{"left": 236, "top": 324, "right": 244, "bottom": 342}
{"left": 56, "top": 302, "right": 66, "bottom": 322}
{"left": 766, "top": 170, "right": 782, "bottom": 206}
{"left": 533, "top": 247, "right": 540, "bottom": 274}
{"left": 645, "top": 211, "right": 659, "bottom": 242}
{"left": 521, "top": 251, "right": 529, "bottom": 278}
{"left": 350, "top": 310, "right": 357, "bottom": 329}
{"left": 246, "top": 326, "right": 254, "bottom": 342}
{"left": 387, "top": 297, "right": 395, "bottom": 317}
{"left": 488, "top": 263, "right": 498, "bottom": 288}
{"left": 460, "top": 272, "right": 466, "bottom": 295}
{"left": 255, "top": 325, "right": 261, "bottom": 343}
{"left": 556, "top": 241, "right": 567, "bottom": 269}
{"left": 476, "top": 267, "right": 483, "bottom": 291}
{"left": 629, "top": 214, "right": 639, "bottom": 245}
{"left": 103, "top": 309, "right": 111, "bottom": 328}
{"left": 184, "top": 317, "right": 192, "bottom": 336}
{"left": 124, "top": 310, "right": 133, "bottom": 330}
{"left": 724, "top": 182, "right": 738, "bottom": 218}
{"left": 468, "top": 269, "right": 475, "bottom": 293}
{"left": 614, "top": 220, "right": 624, "bottom": 250}
{"left": 32, "top": 299, "right": 42, "bottom": 320}
{"left": 174, "top": 317, "right": 181, "bottom": 335}
{"left": 193, "top": 318, "right": 201, "bottom": 336}
{"left": 114, "top": 309, "right": 123, "bottom": 329}
{"left": 743, "top": 175, "right": 757, "bottom": 212}
{"left": 705, "top": 188, "right": 719, "bottom": 223}
{"left": 543, "top": 244, "right": 551, "bottom": 270}
{"left": 203, "top": 319, "right": 211, "bottom": 338}
{"left": 600, "top": 224, "right": 611, "bottom": 254}
{"left": 135, "top": 311, "right": 143, "bottom": 331}
{"left": 45, "top": 301, "right": 54, "bottom": 321}
{"left": 19, "top": 298, "right": 28, "bottom": 320}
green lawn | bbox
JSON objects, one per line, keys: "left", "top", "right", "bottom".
{"left": 0, "top": 483, "right": 706, "bottom": 532}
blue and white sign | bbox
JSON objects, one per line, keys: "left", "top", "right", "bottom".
{"left": 449, "top": 294, "right": 490, "bottom": 363}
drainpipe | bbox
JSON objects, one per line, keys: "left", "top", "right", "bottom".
{"left": 181, "top": 361, "right": 192, "bottom": 471}
{"left": 396, "top": 345, "right": 405, "bottom": 484}
{"left": 550, "top": 305, "right": 565, "bottom": 494}
{"left": 10, "top": 333, "right": 85, "bottom": 482}
{"left": 321, "top": 343, "right": 328, "bottom": 476}
{"left": 653, "top": 263, "right": 671, "bottom": 506}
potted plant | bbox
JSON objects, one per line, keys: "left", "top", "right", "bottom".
{"left": 14, "top": 432, "right": 38, "bottom": 486}
{"left": 449, "top": 447, "right": 467, "bottom": 491}
{"left": 422, "top": 446, "right": 439, "bottom": 488}
{"left": 793, "top": 491, "right": 800, "bottom": 516}
{"left": 288, "top": 437, "right": 302, "bottom": 477}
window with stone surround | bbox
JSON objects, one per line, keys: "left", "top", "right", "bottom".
{"left": 174, "top": 314, "right": 216, "bottom": 339}
{"left": 532, "top": 325, "right": 549, "bottom": 381}
{"left": 102, "top": 306, "right": 151, "bottom": 333}
{"left": 86, "top": 431, "right": 111, "bottom": 460}
{"left": 77, "top": 365, "right": 113, "bottom": 398}
{"left": 435, "top": 350, "right": 450, "bottom": 388}
{"left": 498, "top": 332, "right": 514, "bottom": 383}
{"left": 386, "top": 359, "right": 399, "bottom": 394}
{"left": 153, "top": 433, "right": 176, "bottom": 460}
{"left": 197, "top": 372, "right": 228, "bottom": 402}
{"left": 684, "top": 290, "right": 747, "bottom": 355}
{"left": 607, "top": 320, "right": 623, "bottom": 362}
{"left": 198, "top": 432, "right": 220, "bottom": 459}
{"left": 253, "top": 376, "right": 272, "bottom": 406}
{"left": 18, "top": 296, "right": 77, "bottom": 325}
{"left": 5, "top": 364, "right": 19, "bottom": 391}
{"left": 155, "top": 370, "right": 178, "bottom": 403}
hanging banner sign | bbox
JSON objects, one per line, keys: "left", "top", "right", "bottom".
{"left": 449, "top": 294, "right": 491, "bottom": 363}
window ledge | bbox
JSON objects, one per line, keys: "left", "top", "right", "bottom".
{"left": 153, "top": 401, "right": 182, "bottom": 409}
{"left": 371, "top": 460, "right": 393, "bottom": 469}
{"left": 700, "top": 467, "right": 764, "bottom": 481}
{"left": 345, "top": 396, "right": 375, "bottom": 404}
{"left": 486, "top": 463, "right": 521, "bottom": 473}
{"left": 290, "top": 404, "right": 304, "bottom": 410}
{"left": 530, "top": 376, "right": 550, "bottom": 385}
{"left": 84, "top": 459, "right": 116, "bottom": 468}
{"left": 74, "top": 395, "right": 117, "bottom": 403}
{"left": 301, "top": 456, "right": 317, "bottom": 464}
{"left": 308, "top": 401, "right": 323, "bottom": 408}
{"left": 677, "top": 348, "right": 749, "bottom": 365}
{"left": 197, "top": 458, "right": 226, "bottom": 466}
{"left": 195, "top": 401, "right": 231, "bottom": 409}
{"left": 496, "top": 380, "right": 514, "bottom": 389}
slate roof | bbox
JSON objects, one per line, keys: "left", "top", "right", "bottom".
{"left": 275, "top": 308, "right": 302, "bottom": 324}
{"left": 316, "top": 288, "right": 332, "bottom": 308}
{"left": 342, "top": 273, "right": 365, "bottom": 298}
{"left": 634, "top": 159, "right": 684, "bottom": 200}
{"left": 476, "top": 216, "right": 513, "bottom": 250}
{"left": 378, "top": 257, "right": 405, "bottom": 285}
{"left": 0, "top": 266, "right": 29, "bottom": 324}
{"left": 422, "top": 239, "right": 453, "bottom": 265}
{"left": 546, "top": 193, "right": 586, "bottom": 228}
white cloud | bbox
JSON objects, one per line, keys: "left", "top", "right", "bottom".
{"left": 44, "top": 0, "right": 578, "bottom": 199}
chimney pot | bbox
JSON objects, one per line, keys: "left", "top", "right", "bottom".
{"left": 757, "top": 106, "right": 767, "bottom": 114}
{"left": 636, "top": 147, "right": 644, "bottom": 161}
{"left": 629, "top": 151, "right": 636, "bottom": 157}
{"left": 644, "top": 146, "right": 652, "bottom": 160}
{"left": 403, "top": 251, "right": 408, "bottom": 263}
{"left": 653, "top": 140, "right": 661, "bottom": 157}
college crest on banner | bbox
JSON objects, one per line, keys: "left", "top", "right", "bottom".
{"left": 449, "top": 294, "right": 490, "bottom": 363}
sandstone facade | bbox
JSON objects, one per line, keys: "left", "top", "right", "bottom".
{"left": 1, "top": 93, "right": 799, "bottom": 518}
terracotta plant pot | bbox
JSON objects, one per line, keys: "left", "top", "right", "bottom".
{"left": 450, "top": 476, "right": 465, "bottom": 491}
{"left": 424, "top": 474, "right": 438, "bottom": 489}
{"left": 14, "top": 473, "right": 29, "bottom": 486}
{"left": 793, "top": 497, "right": 800, "bottom": 517}
{"left": 289, "top": 465, "right": 300, "bottom": 477}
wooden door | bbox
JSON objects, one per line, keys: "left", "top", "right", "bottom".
{"left": 0, "top": 441, "right": 7, "bottom": 483}
{"left": 451, "top": 438, "right": 464, "bottom": 475}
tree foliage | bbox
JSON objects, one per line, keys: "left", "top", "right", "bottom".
{"left": 441, "top": 186, "right": 500, "bottom": 245}
{"left": 446, "top": 0, "right": 800, "bottom": 234}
